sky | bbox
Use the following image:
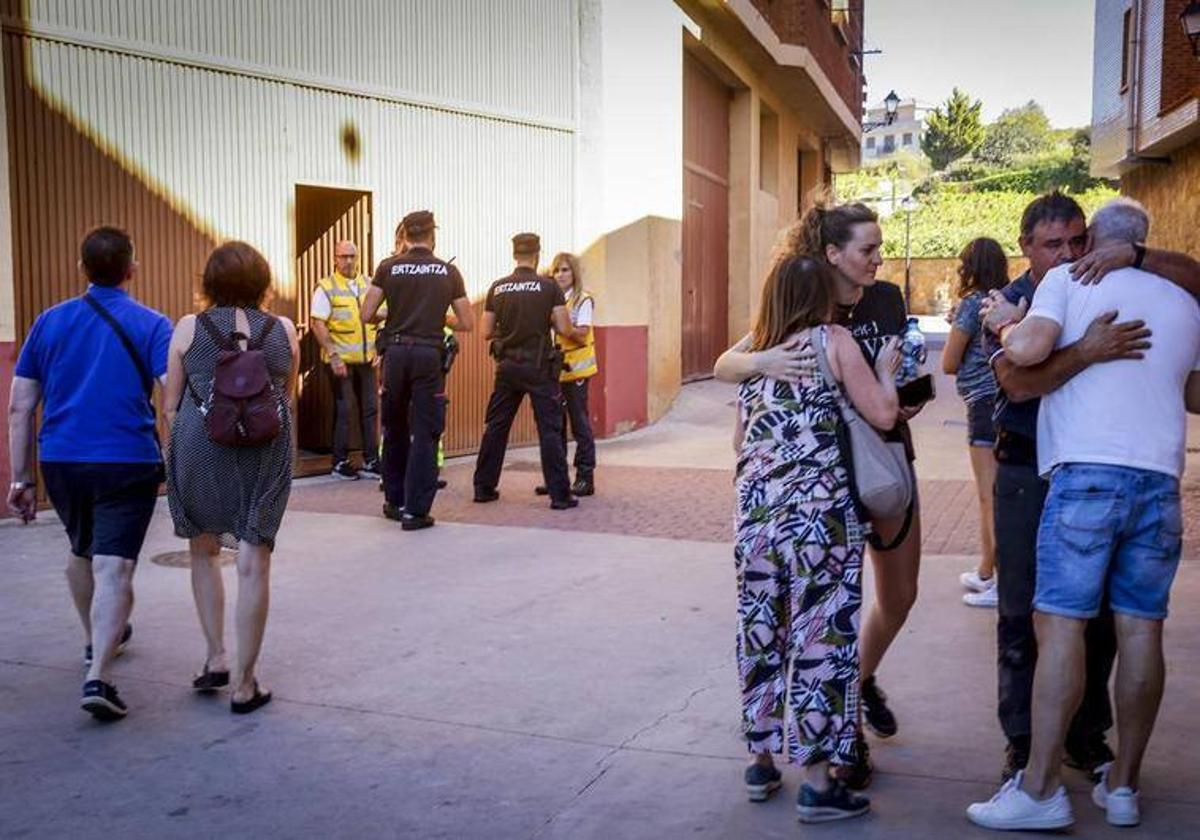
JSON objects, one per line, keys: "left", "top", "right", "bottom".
{"left": 862, "top": 0, "right": 1096, "bottom": 128}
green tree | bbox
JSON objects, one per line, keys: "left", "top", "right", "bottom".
{"left": 921, "top": 88, "right": 985, "bottom": 171}
{"left": 976, "top": 101, "right": 1053, "bottom": 166}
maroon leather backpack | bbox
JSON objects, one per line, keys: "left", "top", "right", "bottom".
{"left": 189, "top": 312, "right": 282, "bottom": 447}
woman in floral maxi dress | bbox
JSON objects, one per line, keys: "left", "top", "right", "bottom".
{"left": 734, "top": 255, "right": 899, "bottom": 823}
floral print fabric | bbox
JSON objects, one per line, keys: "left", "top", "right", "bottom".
{"left": 734, "top": 327, "right": 865, "bottom": 767}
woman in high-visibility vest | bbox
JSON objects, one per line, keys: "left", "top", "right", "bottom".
{"left": 549, "top": 251, "right": 597, "bottom": 496}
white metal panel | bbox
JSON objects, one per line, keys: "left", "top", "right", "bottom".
{"left": 1137, "top": 0, "right": 1164, "bottom": 149}
{"left": 24, "top": 35, "right": 574, "bottom": 300}
{"left": 1090, "top": 0, "right": 1132, "bottom": 177}
{"left": 15, "top": 0, "right": 576, "bottom": 124}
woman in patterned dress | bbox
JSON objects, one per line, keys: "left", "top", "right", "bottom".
{"left": 734, "top": 255, "right": 899, "bottom": 822}
{"left": 163, "top": 242, "right": 299, "bottom": 714}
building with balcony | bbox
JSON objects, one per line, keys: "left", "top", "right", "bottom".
{"left": 1091, "top": 0, "right": 1200, "bottom": 255}
{"left": 0, "top": 0, "right": 865, "bottom": 482}
{"left": 862, "top": 98, "right": 929, "bottom": 161}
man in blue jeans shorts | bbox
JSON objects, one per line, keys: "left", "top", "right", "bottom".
{"left": 968, "top": 198, "right": 1200, "bottom": 830}
{"left": 7, "top": 227, "right": 172, "bottom": 721}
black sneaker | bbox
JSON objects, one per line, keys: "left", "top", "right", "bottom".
{"left": 796, "top": 779, "right": 870, "bottom": 823}
{"left": 436, "top": 478, "right": 448, "bottom": 490}
{"left": 360, "top": 459, "right": 381, "bottom": 478}
{"left": 836, "top": 734, "right": 873, "bottom": 791}
{"left": 744, "top": 763, "right": 782, "bottom": 802}
{"left": 382, "top": 502, "right": 403, "bottom": 522}
{"left": 571, "top": 474, "right": 594, "bottom": 497}
{"left": 534, "top": 485, "right": 550, "bottom": 496}
{"left": 332, "top": 460, "right": 360, "bottom": 480}
{"left": 81, "top": 679, "right": 127, "bottom": 720}
{"left": 550, "top": 496, "right": 579, "bottom": 510}
{"left": 1001, "top": 735, "right": 1031, "bottom": 783}
{"left": 1064, "top": 732, "right": 1114, "bottom": 781}
{"left": 861, "top": 676, "right": 897, "bottom": 738}
{"left": 84, "top": 623, "right": 133, "bottom": 667}
{"left": 473, "top": 489, "right": 500, "bottom": 503}
{"left": 401, "top": 513, "right": 435, "bottom": 531}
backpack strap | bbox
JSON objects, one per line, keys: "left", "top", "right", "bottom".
{"left": 249, "top": 314, "right": 278, "bottom": 350}
{"left": 197, "top": 311, "right": 238, "bottom": 351}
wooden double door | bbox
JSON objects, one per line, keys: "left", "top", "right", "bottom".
{"left": 681, "top": 52, "right": 730, "bottom": 381}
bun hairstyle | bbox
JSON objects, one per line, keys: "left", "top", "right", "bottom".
{"left": 792, "top": 202, "right": 879, "bottom": 261}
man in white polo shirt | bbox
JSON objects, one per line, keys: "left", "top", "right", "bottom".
{"left": 967, "top": 198, "right": 1200, "bottom": 830}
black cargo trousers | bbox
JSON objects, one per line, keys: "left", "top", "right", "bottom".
{"left": 994, "top": 453, "right": 1116, "bottom": 748}
{"left": 381, "top": 341, "right": 444, "bottom": 517}
{"left": 473, "top": 357, "right": 571, "bottom": 503}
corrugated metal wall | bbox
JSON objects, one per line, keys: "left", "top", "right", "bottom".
{"left": 11, "top": 0, "right": 574, "bottom": 125}
{"left": 2, "top": 0, "right": 573, "bottom": 457}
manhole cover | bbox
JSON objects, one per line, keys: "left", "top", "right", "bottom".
{"left": 149, "top": 550, "right": 237, "bottom": 568}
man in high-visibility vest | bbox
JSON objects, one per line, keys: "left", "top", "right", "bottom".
{"left": 311, "top": 239, "right": 381, "bottom": 480}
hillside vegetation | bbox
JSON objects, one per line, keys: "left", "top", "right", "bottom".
{"left": 836, "top": 96, "right": 1118, "bottom": 258}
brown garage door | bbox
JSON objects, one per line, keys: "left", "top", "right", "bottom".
{"left": 681, "top": 52, "right": 730, "bottom": 381}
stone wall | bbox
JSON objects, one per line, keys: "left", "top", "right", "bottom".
{"left": 879, "top": 257, "right": 1030, "bottom": 316}
{"left": 1124, "top": 139, "right": 1200, "bottom": 257}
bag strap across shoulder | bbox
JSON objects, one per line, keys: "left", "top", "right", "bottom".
{"left": 83, "top": 292, "right": 162, "bottom": 457}
{"left": 812, "top": 324, "right": 915, "bottom": 552}
{"left": 812, "top": 326, "right": 848, "bottom": 408}
{"left": 83, "top": 293, "right": 154, "bottom": 398}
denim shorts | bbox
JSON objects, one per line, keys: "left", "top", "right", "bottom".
{"left": 1035, "top": 463, "right": 1182, "bottom": 620}
{"left": 966, "top": 394, "right": 997, "bottom": 448}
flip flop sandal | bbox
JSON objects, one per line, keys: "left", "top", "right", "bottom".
{"left": 192, "top": 665, "right": 231, "bottom": 692}
{"left": 230, "top": 681, "right": 272, "bottom": 715}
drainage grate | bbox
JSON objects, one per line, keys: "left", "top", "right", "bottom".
{"left": 149, "top": 550, "right": 236, "bottom": 568}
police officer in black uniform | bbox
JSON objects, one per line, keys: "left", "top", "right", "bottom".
{"left": 361, "top": 210, "right": 473, "bottom": 530}
{"left": 473, "top": 233, "right": 577, "bottom": 510}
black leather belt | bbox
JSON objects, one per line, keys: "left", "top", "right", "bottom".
{"left": 384, "top": 333, "right": 443, "bottom": 350}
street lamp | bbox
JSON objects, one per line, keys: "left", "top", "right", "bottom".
{"left": 1182, "top": 2, "right": 1200, "bottom": 56}
{"left": 863, "top": 90, "right": 901, "bottom": 130}
{"left": 900, "top": 195, "right": 919, "bottom": 309}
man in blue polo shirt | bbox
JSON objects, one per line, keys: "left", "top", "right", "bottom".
{"left": 7, "top": 226, "right": 172, "bottom": 721}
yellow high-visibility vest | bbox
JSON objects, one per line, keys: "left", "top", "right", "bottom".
{"left": 315, "top": 273, "right": 377, "bottom": 364}
{"left": 557, "top": 291, "right": 597, "bottom": 382}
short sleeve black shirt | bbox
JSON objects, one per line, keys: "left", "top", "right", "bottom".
{"left": 372, "top": 246, "right": 467, "bottom": 341}
{"left": 484, "top": 267, "right": 566, "bottom": 356}
{"left": 839, "top": 281, "right": 907, "bottom": 366}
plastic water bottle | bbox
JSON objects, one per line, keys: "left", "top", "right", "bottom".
{"left": 898, "top": 317, "right": 926, "bottom": 385}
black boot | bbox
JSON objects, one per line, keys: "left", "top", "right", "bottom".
{"left": 571, "top": 469, "right": 594, "bottom": 497}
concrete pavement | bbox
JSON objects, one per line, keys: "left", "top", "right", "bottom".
{"left": 3, "top": 356, "right": 1199, "bottom": 839}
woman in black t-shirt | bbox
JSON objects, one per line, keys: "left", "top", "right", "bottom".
{"left": 714, "top": 202, "right": 925, "bottom": 790}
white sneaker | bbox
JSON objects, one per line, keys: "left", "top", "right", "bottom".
{"left": 966, "top": 771, "right": 1074, "bottom": 831}
{"left": 1091, "top": 763, "right": 1140, "bottom": 827}
{"left": 960, "top": 570, "right": 995, "bottom": 592}
{"left": 963, "top": 585, "right": 999, "bottom": 608}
